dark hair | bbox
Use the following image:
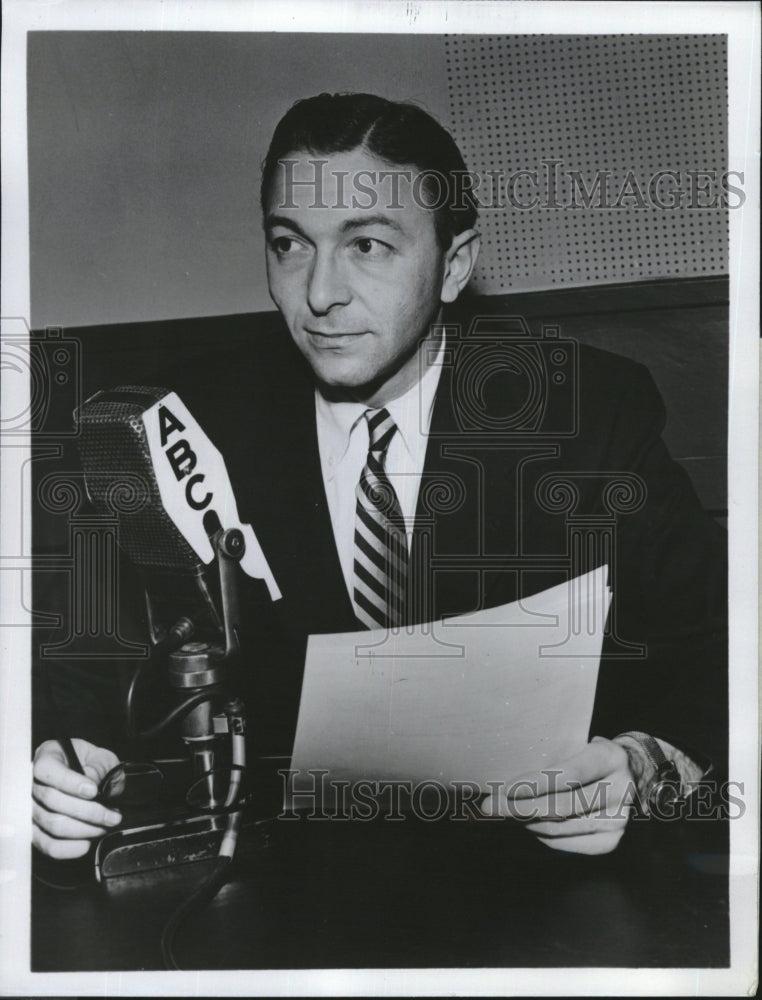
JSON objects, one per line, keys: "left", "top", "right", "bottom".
{"left": 261, "top": 92, "right": 478, "bottom": 248}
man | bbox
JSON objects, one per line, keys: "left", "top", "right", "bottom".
{"left": 32, "top": 93, "right": 726, "bottom": 860}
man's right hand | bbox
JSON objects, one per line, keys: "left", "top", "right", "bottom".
{"left": 32, "top": 739, "right": 123, "bottom": 859}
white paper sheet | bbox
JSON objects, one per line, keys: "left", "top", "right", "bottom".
{"left": 287, "top": 566, "right": 611, "bottom": 812}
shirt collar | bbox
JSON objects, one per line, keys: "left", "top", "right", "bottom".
{"left": 315, "top": 334, "right": 445, "bottom": 473}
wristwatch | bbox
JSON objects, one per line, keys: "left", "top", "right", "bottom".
{"left": 615, "top": 730, "right": 713, "bottom": 817}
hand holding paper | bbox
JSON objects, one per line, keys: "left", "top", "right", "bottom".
{"left": 288, "top": 566, "right": 619, "bottom": 840}
{"left": 479, "top": 736, "right": 634, "bottom": 854}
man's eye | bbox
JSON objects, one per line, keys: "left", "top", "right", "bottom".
{"left": 269, "top": 236, "right": 305, "bottom": 256}
{"left": 352, "top": 237, "right": 392, "bottom": 258}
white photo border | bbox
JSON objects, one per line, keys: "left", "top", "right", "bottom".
{"left": 1, "top": 1, "right": 759, "bottom": 995}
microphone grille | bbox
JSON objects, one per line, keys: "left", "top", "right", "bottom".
{"left": 76, "top": 386, "right": 203, "bottom": 571}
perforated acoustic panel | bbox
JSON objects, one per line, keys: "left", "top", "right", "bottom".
{"left": 444, "top": 36, "right": 728, "bottom": 293}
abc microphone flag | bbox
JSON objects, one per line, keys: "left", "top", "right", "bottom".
{"left": 75, "top": 385, "right": 281, "bottom": 601}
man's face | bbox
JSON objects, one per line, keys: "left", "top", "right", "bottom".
{"left": 264, "top": 148, "right": 450, "bottom": 406}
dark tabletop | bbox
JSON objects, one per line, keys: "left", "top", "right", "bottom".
{"left": 32, "top": 811, "right": 728, "bottom": 972}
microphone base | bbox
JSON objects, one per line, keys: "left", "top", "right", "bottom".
{"left": 94, "top": 812, "right": 233, "bottom": 882}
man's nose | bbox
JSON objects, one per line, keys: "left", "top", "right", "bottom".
{"left": 306, "top": 250, "right": 351, "bottom": 314}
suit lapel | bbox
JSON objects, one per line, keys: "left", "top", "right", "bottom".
{"left": 410, "top": 349, "right": 516, "bottom": 623}
{"left": 409, "top": 324, "right": 552, "bottom": 622}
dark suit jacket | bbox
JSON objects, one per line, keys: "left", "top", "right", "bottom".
{"left": 33, "top": 306, "right": 727, "bottom": 794}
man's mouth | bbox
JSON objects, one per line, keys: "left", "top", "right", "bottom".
{"left": 305, "top": 329, "right": 369, "bottom": 345}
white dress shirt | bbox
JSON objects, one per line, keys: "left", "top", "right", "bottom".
{"left": 315, "top": 338, "right": 444, "bottom": 606}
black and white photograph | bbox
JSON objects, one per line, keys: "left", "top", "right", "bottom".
{"left": 0, "top": 1, "right": 758, "bottom": 995}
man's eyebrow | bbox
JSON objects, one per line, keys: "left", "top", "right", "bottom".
{"left": 265, "top": 214, "right": 308, "bottom": 237}
{"left": 265, "top": 213, "right": 405, "bottom": 236}
{"left": 339, "top": 215, "right": 405, "bottom": 234}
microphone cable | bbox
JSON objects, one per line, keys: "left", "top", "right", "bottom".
{"left": 159, "top": 808, "right": 243, "bottom": 970}
{"left": 128, "top": 684, "right": 227, "bottom": 741}
{"left": 160, "top": 696, "right": 246, "bottom": 970}
{"left": 125, "top": 616, "right": 221, "bottom": 741}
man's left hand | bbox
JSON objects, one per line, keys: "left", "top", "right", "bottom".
{"left": 479, "top": 737, "right": 635, "bottom": 855}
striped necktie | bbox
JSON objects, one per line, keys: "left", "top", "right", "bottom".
{"left": 353, "top": 408, "right": 408, "bottom": 629}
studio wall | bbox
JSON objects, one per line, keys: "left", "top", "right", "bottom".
{"left": 28, "top": 32, "right": 728, "bottom": 329}
{"left": 444, "top": 34, "right": 728, "bottom": 293}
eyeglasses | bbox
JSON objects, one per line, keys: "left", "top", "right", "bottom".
{"left": 99, "top": 761, "right": 247, "bottom": 813}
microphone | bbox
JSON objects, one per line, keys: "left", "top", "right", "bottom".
{"left": 76, "top": 385, "right": 281, "bottom": 785}
{"left": 75, "top": 384, "right": 280, "bottom": 601}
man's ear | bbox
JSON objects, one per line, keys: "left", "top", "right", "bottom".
{"left": 440, "top": 229, "right": 481, "bottom": 304}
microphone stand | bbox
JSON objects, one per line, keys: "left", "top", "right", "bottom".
{"left": 169, "top": 527, "right": 244, "bottom": 802}
{"left": 94, "top": 528, "right": 251, "bottom": 883}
